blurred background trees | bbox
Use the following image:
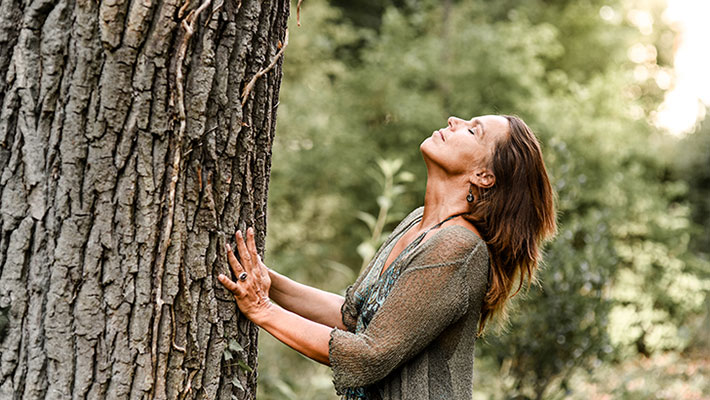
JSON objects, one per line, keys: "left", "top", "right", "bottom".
{"left": 260, "top": 0, "right": 710, "bottom": 398}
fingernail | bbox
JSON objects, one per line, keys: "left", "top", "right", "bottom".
{"left": 248, "top": 227, "right": 253, "bottom": 234}
{"left": 218, "top": 274, "right": 225, "bottom": 280}
{"left": 225, "top": 243, "right": 231, "bottom": 251}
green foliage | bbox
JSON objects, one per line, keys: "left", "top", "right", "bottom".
{"left": 355, "top": 158, "right": 414, "bottom": 271}
{"left": 223, "top": 337, "right": 251, "bottom": 392}
{"left": 671, "top": 118, "right": 710, "bottom": 254}
{"left": 665, "top": 112, "right": 710, "bottom": 351}
{"left": 267, "top": 0, "right": 364, "bottom": 286}
{"left": 259, "top": 0, "right": 710, "bottom": 398}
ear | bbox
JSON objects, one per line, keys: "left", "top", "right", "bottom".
{"left": 472, "top": 169, "right": 495, "bottom": 188}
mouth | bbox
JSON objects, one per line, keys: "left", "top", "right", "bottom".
{"left": 437, "top": 129, "right": 445, "bottom": 141}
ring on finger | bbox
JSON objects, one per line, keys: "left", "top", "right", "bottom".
{"left": 238, "top": 272, "right": 248, "bottom": 281}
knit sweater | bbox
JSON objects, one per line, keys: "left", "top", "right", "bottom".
{"left": 329, "top": 207, "right": 491, "bottom": 399}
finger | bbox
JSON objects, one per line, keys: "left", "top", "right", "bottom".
{"left": 246, "top": 228, "right": 262, "bottom": 282}
{"left": 225, "top": 243, "right": 244, "bottom": 276}
{"left": 235, "top": 230, "right": 253, "bottom": 272}
{"left": 246, "top": 227, "right": 259, "bottom": 260}
{"left": 218, "top": 274, "right": 243, "bottom": 297}
{"left": 256, "top": 254, "right": 269, "bottom": 280}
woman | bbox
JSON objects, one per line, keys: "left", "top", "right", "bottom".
{"left": 218, "top": 114, "right": 557, "bottom": 399}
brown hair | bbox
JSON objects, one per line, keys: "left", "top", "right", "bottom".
{"left": 464, "top": 115, "right": 557, "bottom": 335}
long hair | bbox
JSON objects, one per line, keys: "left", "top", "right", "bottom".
{"left": 464, "top": 115, "right": 557, "bottom": 335}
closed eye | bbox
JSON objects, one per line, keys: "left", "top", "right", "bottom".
{"left": 468, "top": 128, "right": 477, "bottom": 135}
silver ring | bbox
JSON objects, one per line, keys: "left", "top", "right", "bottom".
{"left": 238, "top": 272, "right": 248, "bottom": 281}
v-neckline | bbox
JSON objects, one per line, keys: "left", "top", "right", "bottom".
{"left": 376, "top": 217, "right": 421, "bottom": 279}
{"left": 377, "top": 213, "right": 463, "bottom": 278}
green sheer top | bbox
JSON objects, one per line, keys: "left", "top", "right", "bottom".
{"left": 329, "top": 207, "right": 491, "bottom": 399}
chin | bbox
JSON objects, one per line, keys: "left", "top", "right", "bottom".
{"left": 420, "top": 141, "right": 435, "bottom": 164}
{"left": 420, "top": 137, "right": 433, "bottom": 152}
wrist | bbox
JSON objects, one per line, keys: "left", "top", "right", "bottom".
{"left": 268, "top": 268, "right": 284, "bottom": 283}
{"left": 250, "top": 300, "right": 279, "bottom": 326}
{"left": 267, "top": 269, "right": 287, "bottom": 296}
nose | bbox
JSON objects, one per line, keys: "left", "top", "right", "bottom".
{"left": 448, "top": 116, "right": 465, "bottom": 129}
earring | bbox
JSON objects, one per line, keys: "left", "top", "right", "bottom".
{"left": 467, "top": 185, "right": 474, "bottom": 203}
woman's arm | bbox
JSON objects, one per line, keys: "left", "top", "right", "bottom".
{"left": 268, "top": 269, "right": 347, "bottom": 330}
{"left": 220, "top": 272, "right": 333, "bottom": 365}
{"left": 248, "top": 302, "right": 333, "bottom": 365}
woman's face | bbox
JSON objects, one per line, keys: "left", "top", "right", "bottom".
{"left": 421, "top": 115, "right": 510, "bottom": 180}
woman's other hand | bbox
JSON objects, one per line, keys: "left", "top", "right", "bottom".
{"left": 218, "top": 227, "right": 273, "bottom": 325}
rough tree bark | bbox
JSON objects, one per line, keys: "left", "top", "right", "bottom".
{"left": 0, "top": 0, "right": 289, "bottom": 398}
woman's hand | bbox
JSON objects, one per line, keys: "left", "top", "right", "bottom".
{"left": 218, "top": 227, "right": 333, "bottom": 365}
{"left": 218, "top": 227, "right": 273, "bottom": 325}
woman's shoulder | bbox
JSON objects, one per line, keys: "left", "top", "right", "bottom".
{"left": 400, "top": 225, "right": 489, "bottom": 303}
{"left": 432, "top": 224, "right": 485, "bottom": 253}
{"left": 407, "top": 225, "right": 487, "bottom": 268}
{"left": 422, "top": 227, "right": 490, "bottom": 294}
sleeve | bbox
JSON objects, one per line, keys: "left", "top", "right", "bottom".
{"left": 340, "top": 284, "right": 359, "bottom": 332}
{"left": 329, "top": 239, "right": 486, "bottom": 393}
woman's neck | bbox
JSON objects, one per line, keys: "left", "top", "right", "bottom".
{"left": 420, "top": 172, "right": 470, "bottom": 228}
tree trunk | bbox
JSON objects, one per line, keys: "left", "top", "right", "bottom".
{"left": 0, "top": 0, "right": 289, "bottom": 398}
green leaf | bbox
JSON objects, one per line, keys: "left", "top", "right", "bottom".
{"left": 378, "top": 158, "right": 403, "bottom": 176}
{"left": 229, "top": 338, "right": 243, "bottom": 353}
{"left": 376, "top": 159, "right": 392, "bottom": 176}
{"left": 231, "top": 376, "right": 244, "bottom": 391}
{"left": 397, "top": 171, "right": 415, "bottom": 182}
{"left": 376, "top": 195, "right": 391, "bottom": 210}
{"left": 391, "top": 185, "right": 405, "bottom": 196}
{"left": 356, "top": 211, "right": 377, "bottom": 231}
{"left": 237, "top": 359, "right": 254, "bottom": 373}
{"left": 223, "top": 349, "right": 233, "bottom": 361}
{"left": 356, "top": 242, "right": 375, "bottom": 262}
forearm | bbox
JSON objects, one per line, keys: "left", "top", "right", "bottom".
{"left": 268, "top": 269, "right": 346, "bottom": 329}
{"left": 256, "top": 303, "right": 333, "bottom": 365}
